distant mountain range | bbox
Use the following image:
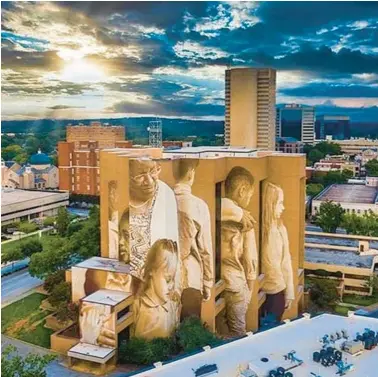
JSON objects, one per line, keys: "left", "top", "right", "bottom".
{"left": 2, "top": 115, "right": 378, "bottom": 140}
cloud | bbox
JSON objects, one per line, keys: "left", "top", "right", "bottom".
{"left": 281, "top": 83, "right": 378, "bottom": 98}
{"left": 47, "top": 105, "right": 85, "bottom": 109}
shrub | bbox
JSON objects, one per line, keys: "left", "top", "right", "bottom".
{"left": 175, "top": 316, "right": 220, "bottom": 352}
{"left": 43, "top": 217, "right": 55, "bottom": 227}
{"left": 43, "top": 271, "right": 66, "bottom": 294}
{"left": 18, "top": 222, "right": 38, "bottom": 234}
{"left": 119, "top": 337, "right": 175, "bottom": 365}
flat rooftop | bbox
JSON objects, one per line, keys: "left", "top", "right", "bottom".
{"left": 74, "top": 257, "right": 130, "bottom": 274}
{"left": 305, "top": 247, "right": 375, "bottom": 268}
{"left": 1, "top": 188, "right": 68, "bottom": 207}
{"left": 314, "top": 184, "right": 378, "bottom": 204}
{"left": 82, "top": 289, "right": 131, "bottom": 306}
{"left": 131, "top": 314, "right": 378, "bottom": 377}
{"left": 305, "top": 234, "right": 378, "bottom": 250}
{"left": 68, "top": 342, "right": 115, "bottom": 364}
{"left": 163, "top": 146, "right": 258, "bottom": 154}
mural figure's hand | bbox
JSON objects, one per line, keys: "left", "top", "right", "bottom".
{"left": 241, "top": 210, "right": 256, "bottom": 232}
{"left": 97, "top": 327, "right": 116, "bottom": 347}
{"left": 203, "top": 286, "right": 211, "bottom": 301}
{"left": 285, "top": 299, "right": 293, "bottom": 310}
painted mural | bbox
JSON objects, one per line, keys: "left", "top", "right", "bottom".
{"left": 79, "top": 302, "right": 116, "bottom": 348}
{"left": 221, "top": 167, "right": 258, "bottom": 336}
{"left": 261, "top": 182, "right": 294, "bottom": 322}
{"left": 89, "top": 155, "right": 300, "bottom": 342}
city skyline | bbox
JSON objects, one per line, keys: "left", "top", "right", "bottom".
{"left": 1, "top": 1, "right": 378, "bottom": 121}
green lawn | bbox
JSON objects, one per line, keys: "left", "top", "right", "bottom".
{"left": 16, "top": 320, "right": 55, "bottom": 348}
{"left": 1, "top": 234, "right": 39, "bottom": 255}
{"left": 2, "top": 293, "right": 47, "bottom": 331}
{"left": 334, "top": 305, "right": 354, "bottom": 316}
{"left": 1, "top": 293, "right": 54, "bottom": 348}
{"left": 342, "top": 294, "right": 378, "bottom": 307}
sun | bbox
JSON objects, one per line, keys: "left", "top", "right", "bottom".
{"left": 60, "top": 58, "right": 106, "bottom": 84}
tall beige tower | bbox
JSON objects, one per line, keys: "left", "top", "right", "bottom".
{"left": 225, "top": 67, "right": 276, "bottom": 150}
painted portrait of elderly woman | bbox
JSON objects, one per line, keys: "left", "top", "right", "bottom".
{"left": 261, "top": 182, "right": 294, "bottom": 323}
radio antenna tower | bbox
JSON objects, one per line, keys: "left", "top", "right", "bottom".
{"left": 148, "top": 118, "right": 162, "bottom": 147}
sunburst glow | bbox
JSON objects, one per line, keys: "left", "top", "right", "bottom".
{"left": 60, "top": 59, "right": 106, "bottom": 84}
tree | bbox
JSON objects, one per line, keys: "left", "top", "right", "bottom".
{"left": 18, "top": 222, "right": 38, "bottom": 234}
{"left": 364, "top": 275, "right": 378, "bottom": 296}
{"left": 308, "top": 278, "right": 339, "bottom": 309}
{"left": 308, "top": 149, "right": 324, "bottom": 165}
{"left": 314, "top": 200, "right": 345, "bottom": 233}
{"left": 322, "top": 171, "right": 346, "bottom": 186}
{"left": 365, "top": 159, "right": 378, "bottom": 177}
{"left": 1, "top": 345, "right": 56, "bottom": 377}
{"left": 306, "top": 183, "right": 324, "bottom": 197}
{"left": 19, "top": 239, "right": 43, "bottom": 258}
{"left": 341, "top": 169, "right": 354, "bottom": 181}
{"left": 29, "top": 237, "right": 71, "bottom": 279}
{"left": 2, "top": 144, "right": 23, "bottom": 161}
{"left": 342, "top": 210, "right": 378, "bottom": 237}
{"left": 175, "top": 316, "right": 220, "bottom": 352}
{"left": 316, "top": 141, "right": 342, "bottom": 156}
{"left": 2, "top": 247, "right": 23, "bottom": 264}
{"left": 43, "top": 217, "right": 55, "bottom": 227}
{"left": 56, "top": 207, "right": 70, "bottom": 236}
{"left": 68, "top": 206, "right": 100, "bottom": 258}
{"left": 43, "top": 270, "right": 66, "bottom": 294}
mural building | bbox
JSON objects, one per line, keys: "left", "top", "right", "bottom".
{"left": 62, "top": 147, "right": 305, "bottom": 370}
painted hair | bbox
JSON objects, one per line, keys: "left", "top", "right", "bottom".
{"left": 262, "top": 182, "right": 284, "bottom": 247}
{"left": 225, "top": 166, "right": 254, "bottom": 197}
{"left": 108, "top": 180, "right": 118, "bottom": 220}
{"left": 141, "top": 239, "right": 178, "bottom": 292}
{"left": 173, "top": 159, "right": 199, "bottom": 181}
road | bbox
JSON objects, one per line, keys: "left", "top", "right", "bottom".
{"left": 1, "top": 269, "right": 43, "bottom": 305}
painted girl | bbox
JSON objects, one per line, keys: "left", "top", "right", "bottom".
{"left": 133, "top": 239, "right": 180, "bottom": 339}
{"left": 261, "top": 182, "right": 294, "bottom": 322}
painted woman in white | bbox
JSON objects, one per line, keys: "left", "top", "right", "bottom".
{"left": 261, "top": 182, "right": 294, "bottom": 322}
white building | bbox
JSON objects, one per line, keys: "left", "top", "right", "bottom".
{"left": 224, "top": 67, "right": 276, "bottom": 151}
{"left": 1, "top": 188, "right": 69, "bottom": 225}
{"left": 312, "top": 184, "right": 378, "bottom": 216}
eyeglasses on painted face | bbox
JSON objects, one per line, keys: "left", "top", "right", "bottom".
{"left": 131, "top": 166, "right": 161, "bottom": 183}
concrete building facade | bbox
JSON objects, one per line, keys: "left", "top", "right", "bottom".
{"left": 305, "top": 231, "right": 378, "bottom": 297}
{"left": 1, "top": 188, "right": 69, "bottom": 225}
{"left": 52, "top": 147, "right": 306, "bottom": 372}
{"left": 332, "top": 139, "right": 378, "bottom": 155}
{"left": 225, "top": 68, "right": 276, "bottom": 151}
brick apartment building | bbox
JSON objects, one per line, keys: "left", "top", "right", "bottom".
{"left": 58, "top": 122, "right": 132, "bottom": 196}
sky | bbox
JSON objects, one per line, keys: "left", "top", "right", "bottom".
{"left": 1, "top": 1, "right": 378, "bottom": 121}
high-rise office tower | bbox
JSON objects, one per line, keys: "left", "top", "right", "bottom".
{"left": 276, "top": 104, "right": 315, "bottom": 143}
{"left": 315, "top": 115, "right": 351, "bottom": 140}
{"left": 224, "top": 67, "right": 276, "bottom": 150}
